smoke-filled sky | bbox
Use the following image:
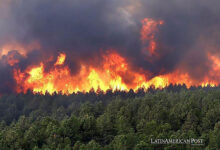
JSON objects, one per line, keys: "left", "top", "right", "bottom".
{"left": 0, "top": 0, "right": 220, "bottom": 94}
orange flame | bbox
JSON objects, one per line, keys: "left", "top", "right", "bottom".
{"left": 12, "top": 52, "right": 154, "bottom": 94}
{"left": 13, "top": 51, "right": 219, "bottom": 95}
{"left": 55, "top": 53, "right": 66, "bottom": 65}
{"left": 141, "top": 18, "right": 163, "bottom": 55}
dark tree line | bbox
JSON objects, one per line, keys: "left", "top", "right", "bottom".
{"left": 0, "top": 85, "right": 220, "bottom": 149}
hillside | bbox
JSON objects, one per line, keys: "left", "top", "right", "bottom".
{"left": 0, "top": 87, "right": 220, "bottom": 149}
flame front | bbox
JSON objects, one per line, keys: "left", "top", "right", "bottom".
{"left": 12, "top": 51, "right": 219, "bottom": 95}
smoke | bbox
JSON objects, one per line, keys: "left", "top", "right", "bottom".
{"left": 0, "top": 0, "right": 220, "bottom": 93}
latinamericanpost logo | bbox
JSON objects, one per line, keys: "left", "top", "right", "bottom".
{"left": 151, "top": 138, "right": 204, "bottom": 146}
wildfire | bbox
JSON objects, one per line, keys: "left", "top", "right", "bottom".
{"left": 11, "top": 51, "right": 219, "bottom": 95}
{"left": 2, "top": 17, "right": 219, "bottom": 95}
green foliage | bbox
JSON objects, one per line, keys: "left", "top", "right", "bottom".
{"left": 0, "top": 88, "right": 220, "bottom": 149}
